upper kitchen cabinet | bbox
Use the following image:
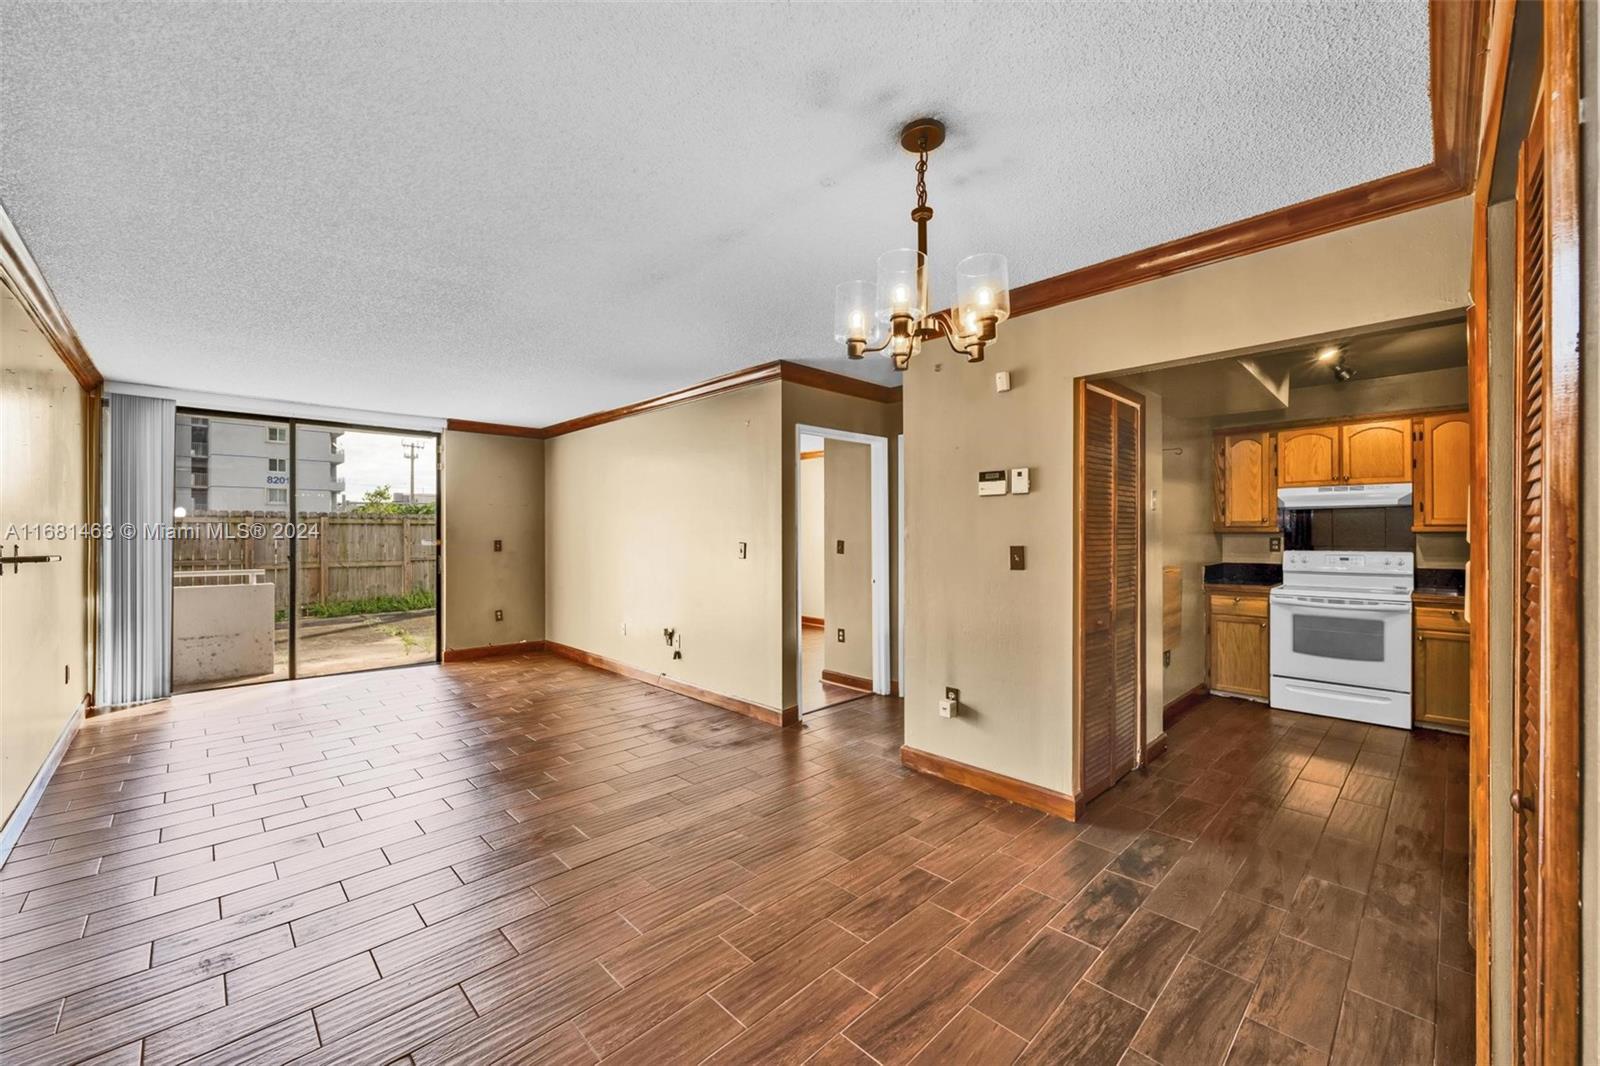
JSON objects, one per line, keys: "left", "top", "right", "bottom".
{"left": 1277, "top": 425, "right": 1341, "bottom": 487}
{"left": 1340, "top": 418, "right": 1412, "bottom": 484}
{"left": 1412, "top": 410, "right": 1470, "bottom": 531}
{"left": 1212, "top": 430, "right": 1277, "bottom": 531}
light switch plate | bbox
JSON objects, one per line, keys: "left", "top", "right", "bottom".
{"left": 1009, "top": 545, "right": 1026, "bottom": 570}
{"left": 737, "top": 541, "right": 747, "bottom": 559}
{"left": 1010, "top": 467, "right": 1030, "bottom": 494}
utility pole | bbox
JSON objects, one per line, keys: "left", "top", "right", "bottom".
{"left": 401, "top": 441, "right": 423, "bottom": 502}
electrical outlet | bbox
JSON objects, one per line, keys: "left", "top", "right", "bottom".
{"left": 1269, "top": 535, "right": 1282, "bottom": 552}
{"left": 64, "top": 664, "right": 70, "bottom": 685}
{"left": 663, "top": 627, "right": 675, "bottom": 645}
{"left": 836, "top": 539, "right": 845, "bottom": 554}
{"left": 494, "top": 609, "right": 503, "bottom": 622}
{"left": 493, "top": 539, "right": 503, "bottom": 552}
{"left": 737, "top": 541, "right": 747, "bottom": 559}
{"left": 836, "top": 628, "right": 845, "bottom": 643}
{"left": 620, "top": 621, "right": 627, "bottom": 636}
{"left": 940, "top": 687, "right": 961, "bottom": 718}
{"left": 1163, "top": 649, "right": 1172, "bottom": 667}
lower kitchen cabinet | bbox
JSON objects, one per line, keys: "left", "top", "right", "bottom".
{"left": 1414, "top": 603, "right": 1470, "bottom": 731}
{"left": 1207, "top": 588, "right": 1270, "bottom": 701}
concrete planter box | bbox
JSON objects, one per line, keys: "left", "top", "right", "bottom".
{"left": 174, "top": 583, "right": 275, "bottom": 685}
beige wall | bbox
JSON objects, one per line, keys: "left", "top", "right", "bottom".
{"left": 0, "top": 288, "right": 89, "bottom": 826}
{"left": 442, "top": 429, "right": 545, "bottom": 651}
{"left": 545, "top": 382, "right": 784, "bottom": 711}
{"left": 822, "top": 439, "right": 872, "bottom": 680}
{"left": 780, "top": 382, "right": 901, "bottom": 710}
{"left": 903, "top": 196, "right": 1473, "bottom": 794}
{"left": 1158, "top": 412, "right": 1218, "bottom": 702}
{"left": 799, "top": 454, "right": 825, "bottom": 619}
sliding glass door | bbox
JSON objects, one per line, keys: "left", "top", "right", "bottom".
{"left": 293, "top": 426, "right": 438, "bottom": 678}
{"left": 170, "top": 409, "right": 438, "bottom": 692}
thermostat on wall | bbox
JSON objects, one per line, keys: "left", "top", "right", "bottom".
{"left": 978, "top": 470, "right": 1008, "bottom": 496}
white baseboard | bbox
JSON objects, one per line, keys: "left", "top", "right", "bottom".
{"left": 0, "top": 696, "right": 86, "bottom": 868}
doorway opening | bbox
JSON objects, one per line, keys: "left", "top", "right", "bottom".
{"left": 171, "top": 409, "right": 440, "bottom": 692}
{"left": 793, "top": 424, "right": 891, "bottom": 715}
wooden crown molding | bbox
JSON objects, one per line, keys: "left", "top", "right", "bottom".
{"left": 445, "top": 418, "right": 549, "bottom": 440}
{"left": 1005, "top": 1, "right": 1488, "bottom": 319}
{"left": 504, "top": 360, "right": 902, "bottom": 441}
{"left": 0, "top": 200, "right": 102, "bottom": 392}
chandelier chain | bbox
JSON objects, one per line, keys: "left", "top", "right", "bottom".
{"left": 915, "top": 150, "right": 928, "bottom": 211}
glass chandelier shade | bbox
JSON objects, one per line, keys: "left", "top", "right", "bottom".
{"left": 875, "top": 249, "right": 926, "bottom": 324}
{"left": 956, "top": 253, "right": 1011, "bottom": 330}
{"left": 834, "top": 281, "right": 882, "bottom": 346}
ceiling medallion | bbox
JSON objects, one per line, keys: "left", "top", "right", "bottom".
{"left": 833, "top": 118, "right": 1010, "bottom": 370}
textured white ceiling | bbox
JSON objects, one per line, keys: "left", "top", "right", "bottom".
{"left": 0, "top": 2, "right": 1432, "bottom": 426}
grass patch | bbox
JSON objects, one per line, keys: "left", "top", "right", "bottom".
{"left": 277, "top": 589, "right": 436, "bottom": 622}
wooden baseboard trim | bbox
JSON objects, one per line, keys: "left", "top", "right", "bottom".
{"left": 820, "top": 669, "right": 872, "bottom": 692}
{"left": 1162, "top": 684, "right": 1210, "bottom": 728}
{"left": 1143, "top": 732, "right": 1169, "bottom": 764}
{"left": 544, "top": 641, "right": 795, "bottom": 728}
{"left": 442, "top": 640, "right": 546, "bottom": 662}
{"left": 900, "top": 745, "right": 1079, "bottom": 821}
{"left": 800, "top": 615, "right": 825, "bottom": 630}
{"left": 0, "top": 694, "right": 87, "bottom": 867}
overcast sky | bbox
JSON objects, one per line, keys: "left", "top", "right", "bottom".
{"left": 337, "top": 430, "right": 437, "bottom": 500}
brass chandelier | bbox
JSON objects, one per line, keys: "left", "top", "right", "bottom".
{"left": 834, "top": 118, "right": 1010, "bottom": 369}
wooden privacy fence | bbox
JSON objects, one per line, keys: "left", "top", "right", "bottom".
{"left": 172, "top": 513, "right": 436, "bottom": 613}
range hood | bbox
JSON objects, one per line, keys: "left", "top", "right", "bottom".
{"left": 1278, "top": 482, "right": 1413, "bottom": 510}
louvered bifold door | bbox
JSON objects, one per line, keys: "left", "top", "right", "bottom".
{"left": 1078, "top": 383, "right": 1143, "bottom": 804}
{"left": 1510, "top": 92, "right": 1547, "bottom": 1066}
{"left": 1080, "top": 388, "right": 1118, "bottom": 800}
{"left": 1111, "top": 399, "right": 1142, "bottom": 782}
{"left": 1509, "top": 20, "right": 1583, "bottom": 1057}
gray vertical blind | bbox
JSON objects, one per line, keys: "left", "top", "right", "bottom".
{"left": 97, "top": 393, "right": 174, "bottom": 707}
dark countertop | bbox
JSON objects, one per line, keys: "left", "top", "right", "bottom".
{"left": 1202, "top": 562, "right": 1281, "bottom": 588}
{"left": 1201, "top": 562, "right": 1466, "bottom": 597}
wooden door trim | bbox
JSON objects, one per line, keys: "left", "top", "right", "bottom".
{"left": 1074, "top": 380, "right": 1146, "bottom": 804}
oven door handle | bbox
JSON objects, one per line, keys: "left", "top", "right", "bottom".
{"left": 1271, "top": 597, "right": 1412, "bottom": 613}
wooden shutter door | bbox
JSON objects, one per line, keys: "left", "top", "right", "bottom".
{"left": 1077, "top": 382, "right": 1143, "bottom": 804}
{"left": 1509, "top": 32, "right": 1581, "bottom": 1059}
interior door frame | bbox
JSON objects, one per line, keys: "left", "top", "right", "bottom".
{"left": 1467, "top": 2, "right": 1583, "bottom": 1062}
{"left": 1073, "top": 378, "right": 1147, "bottom": 803}
{"left": 172, "top": 405, "right": 443, "bottom": 687}
{"left": 791, "top": 423, "right": 892, "bottom": 709}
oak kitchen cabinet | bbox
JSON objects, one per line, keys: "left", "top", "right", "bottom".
{"left": 1414, "top": 601, "right": 1469, "bottom": 731}
{"left": 1341, "top": 417, "right": 1413, "bottom": 484}
{"left": 1207, "top": 587, "right": 1270, "bottom": 700}
{"left": 1277, "top": 424, "right": 1341, "bottom": 487}
{"left": 1412, "top": 411, "right": 1470, "bottom": 531}
{"left": 1212, "top": 431, "right": 1277, "bottom": 531}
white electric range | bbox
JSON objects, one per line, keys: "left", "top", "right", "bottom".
{"left": 1268, "top": 550, "right": 1414, "bottom": 728}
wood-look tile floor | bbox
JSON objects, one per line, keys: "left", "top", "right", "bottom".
{"left": 0, "top": 654, "right": 1470, "bottom": 1065}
